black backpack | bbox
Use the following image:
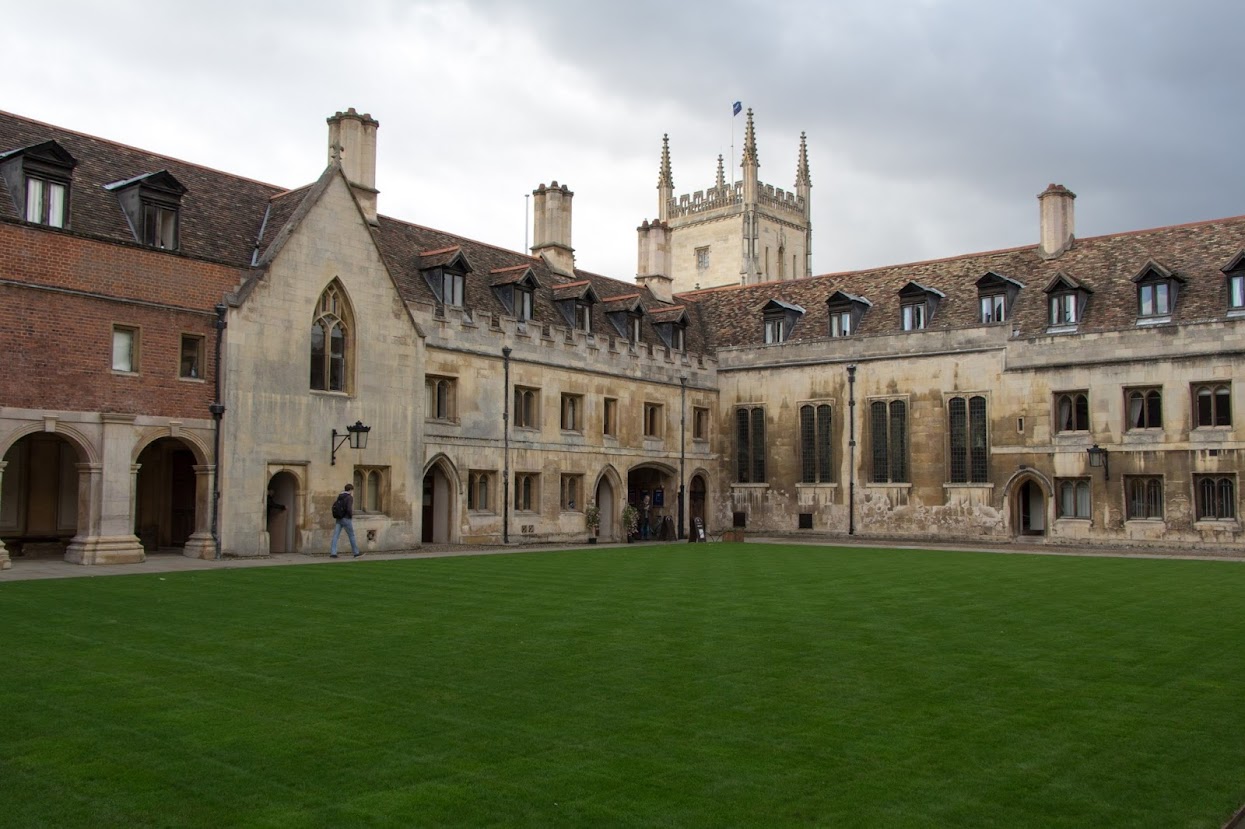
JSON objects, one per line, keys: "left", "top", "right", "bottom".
{"left": 331, "top": 492, "right": 348, "bottom": 520}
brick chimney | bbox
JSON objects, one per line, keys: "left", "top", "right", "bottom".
{"left": 327, "top": 108, "right": 380, "bottom": 225}
{"left": 635, "top": 219, "right": 673, "bottom": 303}
{"left": 531, "top": 181, "right": 575, "bottom": 275}
{"left": 1038, "top": 183, "right": 1075, "bottom": 259}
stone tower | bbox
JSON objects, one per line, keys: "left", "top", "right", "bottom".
{"left": 646, "top": 110, "right": 812, "bottom": 294}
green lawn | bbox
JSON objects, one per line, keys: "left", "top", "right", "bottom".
{"left": 2, "top": 544, "right": 1243, "bottom": 828}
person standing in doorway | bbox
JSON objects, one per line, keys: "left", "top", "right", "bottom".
{"left": 330, "top": 483, "right": 361, "bottom": 558}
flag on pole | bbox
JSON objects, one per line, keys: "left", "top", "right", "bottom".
{"left": 732, "top": 101, "right": 742, "bottom": 116}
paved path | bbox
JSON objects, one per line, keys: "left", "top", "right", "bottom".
{"left": 1, "top": 537, "right": 1240, "bottom": 583}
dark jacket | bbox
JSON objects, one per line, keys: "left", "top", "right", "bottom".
{"left": 337, "top": 491, "right": 354, "bottom": 520}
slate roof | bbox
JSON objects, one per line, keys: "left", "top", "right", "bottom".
{"left": 682, "top": 217, "right": 1245, "bottom": 349}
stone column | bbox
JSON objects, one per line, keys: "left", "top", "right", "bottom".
{"left": 183, "top": 463, "right": 216, "bottom": 560}
{"left": 65, "top": 414, "right": 143, "bottom": 565}
{"left": 0, "top": 460, "right": 9, "bottom": 570}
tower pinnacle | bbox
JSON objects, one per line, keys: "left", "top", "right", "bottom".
{"left": 741, "top": 109, "right": 759, "bottom": 169}
{"left": 796, "top": 131, "right": 811, "bottom": 188}
{"left": 658, "top": 134, "right": 674, "bottom": 190}
{"left": 715, "top": 154, "right": 726, "bottom": 190}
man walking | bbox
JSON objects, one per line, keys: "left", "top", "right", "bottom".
{"left": 330, "top": 483, "right": 362, "bottom": 558}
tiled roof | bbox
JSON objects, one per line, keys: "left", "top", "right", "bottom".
{"left": 0, "top": 110, "right": 282, "bottom": 268}
{"left": 683, "top": 217, "right": 1245, "bottom": 348}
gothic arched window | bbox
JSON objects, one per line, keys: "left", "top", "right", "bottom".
{"left": 310, "top": 282, "right": 353, "bottom": 392}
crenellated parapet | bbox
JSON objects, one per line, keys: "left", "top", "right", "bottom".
{"left": 411, "top": 300, "right": 718, "bottom": 384}
{"left": 666, "top": 180, "right": 805, "bottom": 222}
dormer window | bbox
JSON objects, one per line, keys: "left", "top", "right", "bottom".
{"left": 1132, "top": 260, "right": 1182, "bottom": 324}
{"left": 552, "top": 280, "right": 601, "bottom": 334}
{"left": 1043, "top": 272, "right": 1091, "bottom": 331}
{"left": 628, "top": 314, "right": 642, "bottom": 341}
{"left": 648, "top": 306, "right": 689, "bottom": 351}
{"left": 826, "top": 291, "right": 871, "bottom": 337}
{"left": 898, "top": 282, "right": 944, "bottom": 331}
{"left": 760, "top": 299, "right": 804, "bottom": 344}
{"left": 1220, "top": 251, "right": 1245, "bottom": 317}
{"left": 0, "top": 140, "right": 76, "bottom": 229}
{"left": 975, "top": 272, "right": 1023, "bottom": 324}
{"left": 105, "top": 170, "right": 186, "bottom": 251}
{"left": 671, "top": 324, "right": 685, "bottom": 351}
{"left": 489, "top": 265, "right": 540, "bottom": 322}
{"left": 420, "top": 247, "right": 473, "bottom": 308}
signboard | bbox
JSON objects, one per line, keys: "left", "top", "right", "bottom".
{"left": 692, "top": 517, "right": 706, "bottom": 543}
{"left": 653, "top": 487, "right": 664, "bottom": 507}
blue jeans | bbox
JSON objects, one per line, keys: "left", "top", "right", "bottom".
{"left": 331, "top": 518, "right": 359, "bottom": 556}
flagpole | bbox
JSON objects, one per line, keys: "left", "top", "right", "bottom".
{"left": 730, "top": 101, "right": 735, "bottom": 188}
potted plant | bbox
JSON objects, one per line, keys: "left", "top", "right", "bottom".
{"left": 621, "top": 504, "right": 640, "bottom": 542}
{"left": 584, "top": 500, "right": 600, "bottom": 544}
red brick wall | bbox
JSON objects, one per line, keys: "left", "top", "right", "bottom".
{"left": 0, "top": 222, "right": 245, "bottom": 419}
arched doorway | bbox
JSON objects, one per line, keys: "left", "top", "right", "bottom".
{"left": 422, "top": 462, "right": 455, "bottom": 544}
{"left": 266, "top": 471, "right": 299, "bottom": 553}
{"left": 0, "top": 432, "right": 81, "bottom": 558}
{"left": 595, "top": 476, "right": 616, "bottom": 542}
{"left": 627, "top": 463, "right": 676, "bottom": 541}
{"left": 1014, "top": 478, "right": 1047, "bottom": 537}
{"left": 690, "top": 474, "right": 707, "bottom": 534}
{"left": 135, "top": 438, "right": 197, "bottom": 552}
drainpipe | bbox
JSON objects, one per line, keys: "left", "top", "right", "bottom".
{"left": 210, "top": 303, "right": 227, "bottom": 559}
{"left": 502, "top": 346, "right": 512, "bottom": 545}
{"left": 847, "top": 364, "right": 857, "bottom": 536}
{"left": 678, "top": 376, "right": 686, "bottom": 540}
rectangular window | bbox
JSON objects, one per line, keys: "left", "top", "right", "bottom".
{"left": 1138, "top": 282, "right": 1170, "bottom": 317}
{"left": 515, "top": 473, "right": 539, "bottom": 512}
{"left": 514, "top": 386, "right": 540, "bottom": 429}
{"left": 179, "top": 334, "right": 204, "bottom": 379}
{"left": 693, "top": 407, "right": 710, "bottom": 441}
{"left": 560, "top": 393, "right": 583, "bottom": 432}
{"left": 25, "top": 176, "right": 67, "bottom": 228}
{"left": 468, "top": 470, "right": 494, "bottom": 512}
{"left": 629, "top": 315, "right": 642, "bottom": 342}
{"left": 735, "top": 406, "right": 766, "bottom": 483}
{"left": 603, "top": 397, "right": 618, "bottom": 437}
{"left": 425, "top": 376, "right": 457, "bottom": 421}
{"left": 1050, "top": 293, "right": 1078, "bottom": 325}
{"left": 575, "top": 303, "right": 592, "bottom": 333}
{"left": 1193, "top": 383, "right": 1232, "bottom": 428}
{"left": 799, "top": 403, "right": 834, "bottom": 483}
{"left": 948, "top": 395, "right": 989, "bottom": 483}
{"left": 829, "top": 309, "right": 852, "bottom": 337}
{"left": 441, "top": 270, "right": 465, "bottom": 307}
{"left": 763, "top": 316, "right": 785, "bottom": 344}
{"left": 1231, "top": 275, "right": 1245, "bottom": 309}
{"left": 1195, "top": 475, "right": 1236, "bottom": 520}
{"left": 112, "top": 326, "right": 138, "bottom": 373}
{"left": 142, "top": 203, "right": 178, "bottom": 250}
{"left": 516, "top": 287, "right": 533, "bottom": 321}
{"left": 980, "top": 294, "right": 1006, "bottom": 323}
{"left": 902, "top": 302, "right": 926, "bottom": 331}
{"left": 696, "top": 246, "right": 710, "bottom": 270}
{"left": 671, "top": 325, "right": 685, "bottom": 351}
{"left": 1125, "top": 476, "right": 1164, "bottom": 520}
{"left": 1057, "top": 478, "right": 1091, "bottom": 519}
{"left": 869, "top": 399, "right": 908, "bottom": 483}
{"left": 643, "top": 403, "right": 664, "bottom": 438}
{"left": 1125, "top": 388, "right": 1162, "bottom": 430}
{"left": 560, "top": 474, "right": 583, "bottom": 511}
{"left": 1055, "top": 391, "right": 1090, "bottom": 432}
{"left": 351, "top": 466, "right": 388, "bottom": 513}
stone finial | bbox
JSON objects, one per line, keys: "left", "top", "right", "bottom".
{"left": 715, "top": 154, "right": 726, "bottom": 190}
{"left": 741, "top": 108, "right": 759, "bottom": 169}
{"left": 796, "top": 131, "right": 811, "bottom": 188}
{"left": 658, "top": 134, "right": 674, "bottom": 190}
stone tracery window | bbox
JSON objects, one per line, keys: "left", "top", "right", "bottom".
{"left": 310, "top": 282, "right": 353, "bottom": 392}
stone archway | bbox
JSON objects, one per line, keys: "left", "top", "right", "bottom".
{"left": 594, "top": 475, "right": 617, "bottom": 542}
{"left": 0, "top": 432, "right": 83, "bottom": 562}
{"left": 134, "top": 437, "right": 200, "bottom": 553}
{"left": 627, "top": 462, "right": 677, "bottom": 541}
{"left": 422, "top": 458, "right": 458, "bottom": 545}
{"left": 1004, "top": 470, "right": 1051, "bottom": 538}
{"left": 266, "top": 470, "right": 299, "bottom": 554}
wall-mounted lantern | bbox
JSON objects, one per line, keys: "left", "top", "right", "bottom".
{"left": 331, "top": 420, "right": 371, "bottom": 466}
{"left": 1086, "top": 444, "right": 1109, "bottom": 481}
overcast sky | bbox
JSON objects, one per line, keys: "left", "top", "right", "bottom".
{"left": 6, "top": 0, "right": 1245, "bottom": 280}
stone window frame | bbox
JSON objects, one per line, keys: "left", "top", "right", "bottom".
{"left": 179, "top": 333, "right": 205, "bottom": 381}
{"left": 352, "top": 466, "right": 389, "bottom": 514}
{"left": 514, "top": 472, "right": 540, "bottom": 512}
{"left": 468, "top": 470, "right": 495, "bottom": 513}
{"left": 310, "top": 281, "right": 354, "bottom": 395}
{"left": 947, "top": 394, "right": 989, "bottom": 484}
{"left": 514, "top": 386, "right": 541, "bottom": 430}
{"left": 868, "top": 397, "right": 909, "bottom": 484}
{"left": 798, "top": 401, "right": 834, "bottom": 484}
{"left": 560, "top": 474, "right": 583, "bottom": 512}
{"left": 1124, "top": 475, "right": 1164, "bottom": 521}
{"left": 735, "top": 405, "right": 767, "bottom": 483}
{"left": 425, "top": 375, "right": 457, "bottom": 422}
{"left": 1124, "top": 387, "right": 1163, "bottom": 431}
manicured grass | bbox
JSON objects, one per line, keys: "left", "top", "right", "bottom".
{"left": 2, "top": 544, "right": 1244, "bottom": 827}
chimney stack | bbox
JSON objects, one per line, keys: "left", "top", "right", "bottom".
{"left": 635, "top": 219, "right": 673, "bottom": 303}
{"left": 530, "top": 181, "right": 575, "bottom": 275}
{"left": 1038, "top": 183, "right": 1075, "bottom": 259}
{"left": 327, "top": 108, "right": 380, "bottom": 225}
